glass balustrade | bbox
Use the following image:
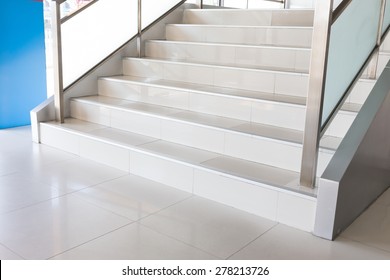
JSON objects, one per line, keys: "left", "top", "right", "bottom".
{"left": 321, "top": 0, "right": 382, "bottom": 128}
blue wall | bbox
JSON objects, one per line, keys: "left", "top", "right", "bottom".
{"left": 0, "top": 1, "right": 47, "bottom": 129}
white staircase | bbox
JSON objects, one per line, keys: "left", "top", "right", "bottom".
{"left": 39, "top": 8, "right": 371, "bottom": 231}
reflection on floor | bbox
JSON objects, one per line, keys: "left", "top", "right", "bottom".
{"left": 0, "top": 126, "right": 389, "bottom": 260}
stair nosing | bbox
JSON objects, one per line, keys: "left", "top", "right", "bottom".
{"left": 146, "top": 39, "right": 312, "bottom": 51}
{"left": 166, "top": 23, "right": 313, "bottom": 30}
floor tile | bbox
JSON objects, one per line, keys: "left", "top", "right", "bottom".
{"left": 230, "top": 224, "right": 390, "bottom": 260}
{"left": 375, "top": 188, "right": 390, "bottom": 207}
{"left": 0, "top": 195, "right": 131, "bottom": 259}
{"left": 0, "top": 173, "right": 64, "bottom": 214}
{"left": 341, "top": 203, "right": 390, "bottom": 253}
{"left": 51, "top": 223, "right": 217, "bottom": 260}
{"left": 140, "top": 197, "right": 277, "bottom": 259}
{"left": 0, "top": 243, "right": 23, "bottom": 260}
{"left": 73, "top": 175, "right": 192, "bottom": 221}
{"left": 23, "top": 158, "right": 127, "bottom": 193}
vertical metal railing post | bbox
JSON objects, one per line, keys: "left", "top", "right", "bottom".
{"left": 300, "top": 0, "right": 334, "bottom": 188}
{"left": 219, "top": 0, "right": 224, "bottom": 7}
{"left": 195, "top": 0, "right": 203, "bottom": 8}
{"left": 51, "top": 0, "right": 66, "bottom": 123}
{"left": 284, "top": 0, "right": 288, "bottom": 9}
{"left": 137, "top": 0, "right": 142, "bottom": 58}
{"left": 367, "top": 0, "right": 387, "bottom": 79}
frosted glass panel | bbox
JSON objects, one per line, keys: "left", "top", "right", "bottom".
{"left": 142, "top": 0, "right": 183, "bottom": 28}
{"left": 62, "top": 0, "right": 137, "bottom": 87}
{"left": 322, "top": 0, "right": 382, "bottom": 127}
{"left": 60, "top": 0, "right": 94, "bottom": 18}
{"left": 383, "top": 1, "right": 390, "bottom": 35}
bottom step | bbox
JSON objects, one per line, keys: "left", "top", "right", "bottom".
{"left": 40, "top": 118, "right": 317, "bottom": 232}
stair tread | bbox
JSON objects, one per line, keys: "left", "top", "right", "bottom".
{"left": 72, "top": 95, "right": 341, "bottom": 151}
{"left": 147, "top": 39, "right": 312, "bottom": 50}
{"left": 102, "top": 75, "right": 307, "bottom": 105}
{"left": 42, "top": 118, "right": 316, "bottom": 197}
{"left": 167, "top": 23, "right": 313, "bottom": 29}
{"left": 124, "top": 57, "right": 310, "bottom": 75}
{"left": 142, "top": 55, "right": 309, "bottom": 74}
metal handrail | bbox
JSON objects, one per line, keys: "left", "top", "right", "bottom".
{"left": 300, "top": 0, "right": 389, "bottom": 188}
{"left": 61, "top": 0, "right": 99, "bottom": 24}
{"left": 51, "top": 0, "right": 186, "bottom": 123}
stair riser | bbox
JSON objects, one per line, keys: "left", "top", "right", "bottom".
{"left": 183, "top": 9, "right": 314, "bottom": 27}
{"left": 70, "top": 100, "right": 332, "bottom": 175}
{"left": 40, "top": 123, "right": 316, "bottom": 232}
{"left": 98, "top": 79, "right": 307, "bottom": 130}
{"left": 123, "top": 59, "right": 309, "bottom": 97}
{"left": 145, "top": 41, "right": 310, "bottom": 72}
{"left": 166, "top": 25, "right": 313, "bottom": 48}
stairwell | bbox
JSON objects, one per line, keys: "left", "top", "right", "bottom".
{"left": 38, "top": 7, "right": 374, "bottom": 232}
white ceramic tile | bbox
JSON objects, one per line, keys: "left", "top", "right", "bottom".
{"left": 161, "top": 119, "right": 225, "bottom": 154}
{"left": 123, "top": 58, "right": 164, "bottom": 78}
{"left": 51, "top": 223, "right": 217, "bottom": 260}
{"left": 325, "top": 111, "right": 356, "bottom": 138}
{"left": 274, "top": 73, "right": 308, "bottom": 97}
{"left": 267, "top": 28, "right": 312, "bottom": 48}
{"left": 206, "top": 26, "right": 258, "bottom": 45}
{"left": 193, "top": 169, "right": 279, "bottom": 220}
{"left": 0, "top": 195, "right": 130, "bottom": 259}
{"left": 259, "top": 47, "right": 297, "bottom": 71}
{"left": 164, "top": 62, "right": 214, "bottom": 85}
{"left": 276, "top": 192, "right": 316, "bottom": 232}
{"left": 224, "top": 133, "right": 302, "bottom": 172}
{"left": 23, "top": 158, "right": 126, "bottom": 193}
{"left": 201, "top": 156, "right": 300, "bottom": 189}
{"left": 375, "top": 188, "right": 390, "bottom": 207}
{"left": 349, "top": 80, "right": 375, "bottom": 104}
{"left": 295, "top": 49, "right": 311, "bottom": 72}
{"left": 110, "top": 109, "right": 161, "bottom": 138}
{"left": 140, "top": 197, "right": 277, "bottom": 259}
{"left": 145, "top": 41, "right": 187, "bottom": 60}
{"left": 166, "top": 25, "right": 205, "bottom": 42}
{"left": 317, "top": 150, "right": 334, "bottom": 176}
{"left": 40, "top": 124, "right": 80, "bottom": 155}
{"left": 189, "top": 92, "right": 252, "bottom": 121}
{"left": 0, "top": 173, "right": 63, "bottom": 214}
{"left": 341, "top": 203, "right": 390, "bottom": 253}
{"left": 213, "top": 67, "right": 275, "bottom": 93}
{"left": 79, "top": 137, "right": 130, "bottom": 171}
{"left": 251, "top": 101, "right": 305, "bottom": 130}
{"left": 73, "top": 175, "right": 191, "bottom": 221}
{"left": 87, "top": 127, "right": 157, "bottom": 147}
{"left": 271, "top": 10, "right": 314, "bottom": 27}
{"left": 129, "top": 150, "right": 194, "bottom": 192}
{"left": 139, "top": 140, "right": 218, "bottom": 165}
{"left": 70, "top": 101, "right": 111, "bottom": 126}
{"left": 98, "top": 79, "right": 141, "bottom": 99}
{"left": 0, "top": 244, "right": 23, "bottom": 260}
{"left": 230, "top": 224, "right": 390, "bottom": 260}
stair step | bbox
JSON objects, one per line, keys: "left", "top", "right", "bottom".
{"left": 122, "top": 57, "right": 309, "bottom": 97}
{"left": 165, "top": 24, "right": 313, "bottom": 48}
{"left": 40, "top": 118, "right": 317, "bottom": 230}
{"left": 145, "top": 40, "right": 311, "bottom": 72}
{"left": 70, "top": 95, "right": 336, "bottom": 174}
{"left": 98, "top": 75, "right": 307, "bottom": 130}
{"left": 182, "top": 9, "right": 314, "bottom": 27}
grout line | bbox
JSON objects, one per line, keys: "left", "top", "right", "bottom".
{"left": 0, "top": 242, "right": 26, "bottom": 260}
{"left": 225, "top": 222, "right": 279, "bottom": 260}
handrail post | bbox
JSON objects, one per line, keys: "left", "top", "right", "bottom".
{"left": 300, "top": 0, "right": 334, "bottom": 188}
{"left": 51, "top": 0, "right": 66, "bottom": 123}
{"left": 137, "top": 0, "right": 142, "bottom": 58}
{"left": 195, "top": 0, "right": 203, "bottom": 9}
{"left": 367, "top": 0, "right": 387, "bottom": 79}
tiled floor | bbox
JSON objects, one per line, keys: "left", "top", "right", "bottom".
{"left": 1, "top": 126, "right": 390, "bottom": 260}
